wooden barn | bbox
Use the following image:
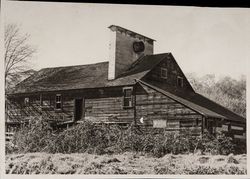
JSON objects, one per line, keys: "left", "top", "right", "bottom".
{"left": 6, "top": 25, "right": 246, "bottom": 140}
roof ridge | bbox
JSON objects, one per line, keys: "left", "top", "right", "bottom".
{"left": 125, "top": 53, "right": 171, "bottom": 72}
{"left": 109, "top": 25, "right": 156, "bottom": 41}
{"left": 127, "top": 54, "right": 146, "bottom": 71}
{"left": 117, "top": 53, "right": 170, "bottom": 79}
{"left": 146, "top": 52, "right": 171, "bottom": 57}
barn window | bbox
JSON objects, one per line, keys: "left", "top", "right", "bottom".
{"left": 123, "top": 87, "right": 133, "bottom": 108}
{"left": 42, "top": 99, "right": 50, "bottom": 106}
{"left": 161, "top": 68, "right": 168, "bottom": 79}
{"left": 153, "top": 119, "right": 167, "bottom": 128}
{"left": 24, "top": 97, "right": 29, "bottom": 106}
{"left": 41, "top": 95, "right": 51, "bottom": 109}
{"left": 177, "top": 76, "right": 183, "bottom": 87}
{"left": 55, "top": 94, "right": 62, "bottom": 109}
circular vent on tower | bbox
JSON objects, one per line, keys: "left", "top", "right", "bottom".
{"left": 133, "top": 41, "right": 145, "bottom": 53}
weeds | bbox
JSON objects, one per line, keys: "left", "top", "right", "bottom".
{"left": 7, "top": 118, "right": 243, "bottom": 156}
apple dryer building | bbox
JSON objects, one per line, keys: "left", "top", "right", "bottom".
{"left": 6, "top": 25, "right": 246, "bottom": 140}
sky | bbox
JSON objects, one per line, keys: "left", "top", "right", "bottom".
{"left": 3, "top": 1, "right": 250, "bottom": 79}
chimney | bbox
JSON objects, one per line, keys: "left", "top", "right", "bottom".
{"left": 108, "top": 25, "right": 155, "bottom": 80}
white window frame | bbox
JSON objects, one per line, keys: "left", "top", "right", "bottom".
{"left": 177, "top": 76, "right": 184, "bottom": 88}
{"left": 160, "top": 67, "right": 168, "bottom": 79}
{"left": 55, "top": 94, "right": 62, "bottom": 110}
{"left": 123, "top": 87, "right": 133, "bottom": 109}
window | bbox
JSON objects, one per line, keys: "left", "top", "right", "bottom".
{"left": 42, "top": 99, "right": 50, "bottom": 106}
{"left": 40, "top": 96, "right": 51, "bottom": 110}
{"left": 40, "top": 94, "right": 51, "bottom": 107}
{"left": 153, "top": 119, "right": 167, "bottom": 128}
{"left": 222, "top": 124, "right": 229, "bottom": 131}
{"left": 55, "top": 94, "right": 62, "bottom": 109}
{"left": 177, "top": 76, "right": 183, "bottom": 87}
{"left": 24, "top": 97, "right": 29, "bottom": 106}
{"left": 123, "top": 87, "right": 133, "bottom": 108}
{"left": 160, "top": 68, "right": 168, "bottom": 79}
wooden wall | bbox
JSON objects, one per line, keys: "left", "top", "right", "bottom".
{"left": 7, "top": 83, "right": 245, "bottom": 140}
{"left": 144, "top": 57, "right": 194, "bottom": 92}
{"left": 135, "top": 83, "right": 202, "bottom": 133}
{"left": 216, "top": 120, "right": 246, "bottom": 140}
{"left": 85, "top": 97, "right": 134, "bottom": 123}
{"left": 7, "top": 84, "right": 202, "bottom": 134}
{"left": 7, "top": 93, "right": 74, "bottom": 123}
{"left": 6, "top": 86, "right": 134, "bottom": 124}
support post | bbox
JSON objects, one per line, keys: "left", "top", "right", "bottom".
{"left": 201, "top": 116, "right": 204, "bottom": 135}
{"left": 133, "top": 84, "right": 137, "bottom": 126}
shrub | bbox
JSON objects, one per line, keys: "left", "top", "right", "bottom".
{"left": 217, "top": 133, "right": 236, "bottom": 155}
{"left": 12, "top": 117, "right": 53, "bottom": 153}
{"left": 233, "top": 140, "right": 246, "bottom": 154}
{"left": 5, "top": 142, "right": 18, "bottom": 154}
{"left": 46, "top": 121, "right": 122, "bottom": 154}
{"left": 11, "top": 119, "right": 243, "bottom": 156}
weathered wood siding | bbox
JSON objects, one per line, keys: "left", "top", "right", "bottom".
{"left": 135, "top": 84, "right": 202, "bottom": 133}
{"left": 7, "top": 86, "right": 134, "bottom": 124}
{"left": 144, "top": 56, "right": 194, "bottom": 92}
{"left": 85, "top": 97, "right": 134, "bottom": 123}
{"left": 216, "top": 120, "right": 246, "bottom": 140}
{"left": 7, "top": 93, "right": 74, "bottom": 122}
{"left": 7, "top": 83, "right": 245, "bottom": 139}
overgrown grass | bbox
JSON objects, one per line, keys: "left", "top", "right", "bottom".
{"left": 7, "top": 118, "right": 245, "bottom": 157}
{"left": 6, "top": 152, "right": 247, "bottom": 174}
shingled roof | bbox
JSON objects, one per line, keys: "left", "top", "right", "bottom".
{"left": 9, "top": 53, "right": 170, "bottom": 94}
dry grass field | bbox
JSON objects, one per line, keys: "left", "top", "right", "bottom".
{"left": 6, "top": 152, "right": 246, "bottom": 175}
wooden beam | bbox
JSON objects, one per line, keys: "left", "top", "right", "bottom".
{"left": 201, "top": 116, "right": 204, "bottom": 134}
{"left": 133, "top": 84, "right": 137, "bottom": 125}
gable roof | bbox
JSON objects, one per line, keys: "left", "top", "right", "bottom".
{"left": 138, "top": 80, "right": 245, "bottom": 123}
{"left": 9, "top": 53, "right": 170, "bottom": 95}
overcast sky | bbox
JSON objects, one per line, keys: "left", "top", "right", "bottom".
{"left": 3, "top": 1, "right": 250, "bottom": 79}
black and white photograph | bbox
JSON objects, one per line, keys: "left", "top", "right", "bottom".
{"left": 2, "top": 0, "right": 249, "bottom": 176}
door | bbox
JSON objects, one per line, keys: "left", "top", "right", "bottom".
{"left": 74, "top": 98, "right": 84, "bottom": 121}
{"left": 205, "top": 118, "right": 215, "bottom": 135}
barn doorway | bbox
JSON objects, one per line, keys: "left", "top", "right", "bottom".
{"left": 74, "top": 98, "right": 84, "bottom": 121}
{"left": 205, "top": 118, "right": 215, "bottom": 135}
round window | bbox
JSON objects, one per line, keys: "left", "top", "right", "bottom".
{"left": 133, "top": 41, "right": 145, "bottom": 53}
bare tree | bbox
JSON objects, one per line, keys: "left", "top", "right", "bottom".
{"left": 4, "top": 24, "right": 36, "bottom": 91}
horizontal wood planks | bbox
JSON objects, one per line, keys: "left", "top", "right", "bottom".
{"left": 144, "top": 57, "right": 193, "bottom": 91}
{"left": 7, "top": 84, "right": 204, "bottom": 134}
{"left": 135, "top": 84, "right": 202, "bottom": 132}
{"left": 6, "top": 94, "right": 75, "bottom": 122}
{"left": 85, "top": 97, "right": 134, "bottom": 123}
{"left": 8, "top": 83, "right": 244, "bottom": 139}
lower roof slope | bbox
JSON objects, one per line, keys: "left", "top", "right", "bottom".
{"left": 140, "top": 80, "right": 245, "bottom": 123}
